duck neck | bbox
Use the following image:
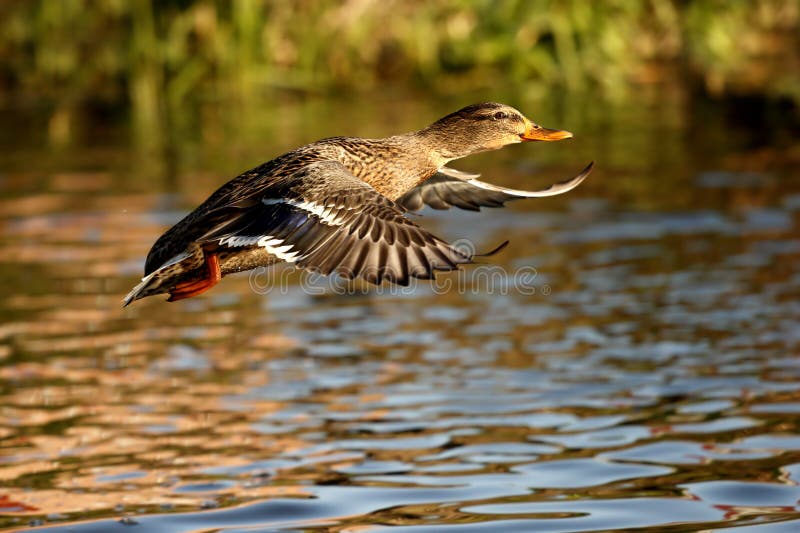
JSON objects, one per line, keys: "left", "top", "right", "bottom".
{"left": 414, "top": 123, "right": 486, "bottom": 163}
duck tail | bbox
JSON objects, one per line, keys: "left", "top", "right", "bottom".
{"left": 122, "top": 250, "right": 197, "bottom": 307}
{"left": 122, "top": 272, "right": 161, "bottom": 307}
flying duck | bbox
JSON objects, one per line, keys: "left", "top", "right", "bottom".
{"left": 123, "top": 102, "right": 592, "bottom": 305}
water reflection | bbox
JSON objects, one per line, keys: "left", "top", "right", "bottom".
{"left": 1, "top": 95, "right": 799, "bottom": 531}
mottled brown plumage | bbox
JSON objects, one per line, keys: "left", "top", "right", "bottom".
{"left": 124, "top": 102, "right": 592, "bottom": 305}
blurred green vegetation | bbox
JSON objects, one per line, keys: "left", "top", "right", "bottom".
{"left": 0, "top": 0, "right": 798, "bottom": 145}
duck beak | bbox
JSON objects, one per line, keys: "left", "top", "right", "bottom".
{"left": 520, "top": 118, "right": 573, "bottom": 142}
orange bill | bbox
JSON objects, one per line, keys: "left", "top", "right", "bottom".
{"left": 520, "top": 119, "right": 573, "bottom": 141}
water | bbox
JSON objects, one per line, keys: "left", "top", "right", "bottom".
{"left": 1, "top": 94, "right": 799, "bottom": 532}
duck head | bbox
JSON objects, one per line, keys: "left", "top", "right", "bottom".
{"left": 419, "top": 102, "right": 573, "bottom": 163}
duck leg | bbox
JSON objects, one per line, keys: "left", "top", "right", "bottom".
{"left": 167, "top": 253, "right": 221, "bottom": 302}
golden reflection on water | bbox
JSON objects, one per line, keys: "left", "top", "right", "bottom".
{"left": 1, "top": 96, "right": 800, "bottom": 531}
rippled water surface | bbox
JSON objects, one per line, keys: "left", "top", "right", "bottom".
{"left": 1, "top": 95, "right": 800, "bottom": 531}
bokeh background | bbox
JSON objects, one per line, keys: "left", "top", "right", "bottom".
{"left": 2, "top": 1, "right": 800, "bottom": 532}
{"left": 2, "top": 0, "right": 799, "bottom": 151}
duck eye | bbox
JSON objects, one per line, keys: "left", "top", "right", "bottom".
{"left": 493, "top": 111, "right": 508, "bottom": 120}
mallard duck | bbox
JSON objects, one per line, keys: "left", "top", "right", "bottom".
{"left": 123, "top": 102, "right": 592, "bottom": 306}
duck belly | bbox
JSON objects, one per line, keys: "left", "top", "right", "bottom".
{"left": 218, "top": 247, "right": 282, "bottom": 276}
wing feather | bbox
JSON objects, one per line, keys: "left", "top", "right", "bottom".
{"left": 398, "top": 161, "right": 593, "bottom": 211}
{"left": 198, "top": 161, "right": 480, "bottom": 285}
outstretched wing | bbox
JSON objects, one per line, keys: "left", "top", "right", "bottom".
{"left": 398, "top": 161, "right": 594, "bottom": 211}
{"left": 198, "top": 161, "right": 477, "bottom": 285}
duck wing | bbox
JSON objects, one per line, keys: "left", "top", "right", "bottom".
{"left": 398, "top": 161, "right": 593, "bottom": 211}
{"left": 198, "top": 161, "right": 486, "bottom": 286}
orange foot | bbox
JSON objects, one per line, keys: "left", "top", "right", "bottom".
{"left": 168, "top": 253, "right": 221, "bottom": 302}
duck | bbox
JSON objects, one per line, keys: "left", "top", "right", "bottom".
{"left": 123, "top": 102, "right": 593, "bottom": 306}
